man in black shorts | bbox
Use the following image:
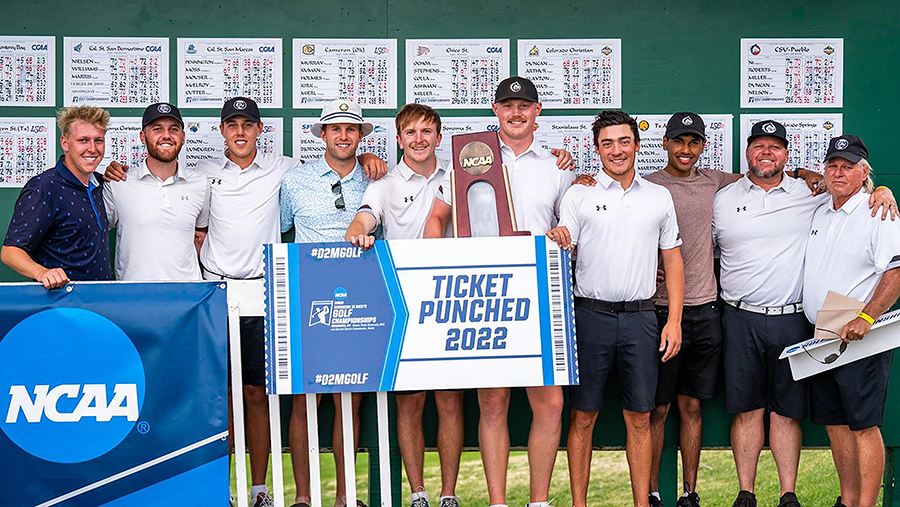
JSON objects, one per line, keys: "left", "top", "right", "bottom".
{"left": 547, "top": 110, "right": 684, "bottom": 507}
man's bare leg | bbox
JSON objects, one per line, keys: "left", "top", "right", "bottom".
{"left": 855, "top": 426, "right": 885, "bottom": 507}
{"left": 731, "top": 408, "right": 765, "bottom": 492}
{"left": 567, "top": 409, "right": 598, "bottom": 507}
{"left": 826, "top": 425, "right": 861, "bottom": 507}
{"left": 435, "top": 390, "right": 464, "bottom": 498}
{"left": 478, "top": 387, "right": 511, "bottom": 505}
{"left": 677, "top": 395, "right": 703, "bottom": 493}
{"left": 769, "top": 412, "right": 801, "bottom": 495}
{"left": 525, "top": 385, "right": 564, "bottom": 503}
{"left": 290, "top": 394, "right": 325, "bottom": 504}
{"left": 648, "top": 402, "right": 671, "bottom": 493}
{"left": 624, "top": 409, "right": 653, "bottom": 507}
{"left": 244, "top": 384, "right": 271, "bottom": 488}
{"left": 397, "top": 392, "right": 427, "bottom": 494}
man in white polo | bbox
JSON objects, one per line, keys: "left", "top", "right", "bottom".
{"left": 423, "top": 76, "right": 575, "bottom": 507}
{"left": 345, "top": 103, "right": 462, "bottom": 507}
{"left": 547, "top": 110, "right": 684, "bottom": 507}
{"left": 802, "top": 135, "right": 900, "bottom": 507}
{"left": 712, "top": 121, "right": 896, "bottom": 507}
{"left": 103, "top": 102, "right": 209, "bottom": 281}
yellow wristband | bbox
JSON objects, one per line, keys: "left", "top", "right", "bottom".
{"left": 858, "top": 311, "right": 875, "bottom": 325}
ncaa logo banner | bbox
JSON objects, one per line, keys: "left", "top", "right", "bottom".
{"left": 0, "top": 282, "right": 228, "bottom": 506}
{"left": 263, "top": 236, "right": 578, "bottom": 394}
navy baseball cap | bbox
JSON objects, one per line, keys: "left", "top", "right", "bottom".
{"left": 142, "top": 102, "right": 183, "bottom": 128}
{"left": 665, "top": 112, "right": 706, "bottom": 140}
{"left": 221, "top": 97, "right": 261, "bottom": 123}
{"left": 494, "top": 76, "right": 539, "bottom": 103}
{"left": 824, "top": 135, "right": 868, "bottom": 164}
{"left": 747, "top": 120, "right": 788, "bottom": 147}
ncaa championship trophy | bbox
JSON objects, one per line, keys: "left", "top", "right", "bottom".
{"left": 451, "top": 131, "right": 529, "bottom": 238}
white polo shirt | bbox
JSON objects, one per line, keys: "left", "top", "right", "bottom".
{"left": 803, "top": 190, "right": 900, "bottom": 322}
{"left": 559, "top": 170, "right": 681, "bottom": 302}
{"left": 438, "top": 138, "right": 575, "bottom": 233}
{"left": 713, "top": 174, "right": 828, "bottom": 307}
{"left": 103, "top": 162, "right": 209, "bottom": 281}
{"left": 358, "top": 157, "right": 448, "bottom": 239}
{"left": 197, "top": 151, "right": 299, "bottom": 278}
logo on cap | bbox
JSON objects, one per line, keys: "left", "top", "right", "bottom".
{"left": 762, "top": 122, "right": 777, "bottom": 134}
{"left": 682, "top": 116, "right": 693, "bottom": 126}
{"left": 157, "top": 104, "right": 171, "bottom": 114}
{"left": 233, "top": 100, "right": 247, "bottom": 110}
{"left": 835, "top": 138, "right": 849, "bottom": 150}
{"left": 339, "top": 102, "right": 349, "bottom": 112}
{"left": 510, "top": 81, "right": 522, "bottom": 93}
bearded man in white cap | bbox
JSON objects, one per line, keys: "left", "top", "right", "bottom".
{"left": 280, "top": 99, "right": 375, "bottom": 507}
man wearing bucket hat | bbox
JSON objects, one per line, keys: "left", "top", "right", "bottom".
{"left": 281, "top": 99, "right": 375, "bottom": 507}
{"left": 713, "top": 122, "right": 896, "bottom": 507}
{"left": 102, "top": 102, "right": 209, "bottom": 281}
{"left": 802, "top": 135, "right": 900, "bottom": 507}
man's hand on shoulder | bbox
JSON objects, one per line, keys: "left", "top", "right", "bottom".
{"left": 572, "top": 174, "right": 597, "bottom": 187}
{"left": 102, "top": 161, "right": 129, "bottom": 182}
{"left": 550, "top": 147, "right": 575, "bottom": 170}
{"left": 358, "top": 153, "right": 388, "bottom": 180}
{"left": 870, "top": 186, "right": 897, "bottom": 221}
{"left": 37, "top": 267, "right": 69, "bottom": 290}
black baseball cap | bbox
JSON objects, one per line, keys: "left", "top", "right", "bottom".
{"left": 665, "top": 112, "right": 706, "bottom": 140}
{"left": 747, "top": 120, "right": 789, "bottom": 147}
{"left": 494, "top": 76, "right": 539, "bottom": 103}
{"left": 824, "top": 135, "right": 868, "bottom": 163}
{"left": 221, "top": 97, "right": 261, "bottom": 123}
{"left": 142, "top": 102, "right": 183, "bottom": 128}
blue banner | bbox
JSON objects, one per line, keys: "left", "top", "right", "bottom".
{"left": 264, "top": 236, "right": 578, "bottom": 394}
{"left": 0, "top": 282, "right": 228, "bottom": 506}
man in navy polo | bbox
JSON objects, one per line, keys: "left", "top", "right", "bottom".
{"left": 2, "top": 105, "right": 111, "bottom": 288}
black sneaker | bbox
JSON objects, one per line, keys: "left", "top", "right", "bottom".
{"left": 777, "top": 492, "right": 801, "bottom": 507}
{"left": 676, "top": 492, "right": 701, "bottom": 507}
{"left": 411, "top": 497, "right": 430, "bottom": 507}
{"left": 253, "top": 492, "right": 275, "bottom": 507}
{"left": 439, "top": 498, "right": 460, "bottom": 507}
{"left": 731, "top": 491, "right": 756, "bottom": 507}
{"left": 831, "top": 496, "right": 847, "bottom": 507}
{"left": 649, "top": 495, "right": 664, "bottom": 507}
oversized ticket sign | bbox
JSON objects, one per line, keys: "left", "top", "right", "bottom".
{"left": 0, "top": 282, "right": 229, "bottom": 505}
{"left": 780, "top": 308, "right": 900, "bottom": 380}
{"left": 451, "top": 131, "right": 527, "bottom": 238}
{"left": 263, "top": 236, "right": 578, "bottom": 394}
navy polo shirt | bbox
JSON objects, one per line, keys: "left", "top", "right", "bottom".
{"left": 3, "top": 157, "right": 111, "bottom": 281}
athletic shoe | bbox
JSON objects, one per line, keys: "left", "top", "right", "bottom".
{"left": 777, "top": 492, "right": 801, "bottom": 507}
{"left": 676, "top": 492, "right": 701, "bottom": 507}
{"left": 253, "top": 492, "right": 275, "bottom": 507}
{"left": 290, "top": 503, "right": 311, "bottom": 507}
{"left": 831, "top": 497, "right": 847, "bottom": 507}
{"left": 356, "top": 500, "right": 369, "bottom": 507}
{"left": 439, "top": 497, "right": 460, "bottom": 507}
{"left": 411, "top": 497, "right": 429, "bottom": 507}
{"left": 649, "top": 495, "right": 664, "bottom": 507}
{"left": 230, "top": 496, "right": 235, "bottom": 507}
{"left": 731, "top": 491, "right": 756, "bottom": 507}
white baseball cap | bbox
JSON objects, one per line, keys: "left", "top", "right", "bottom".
{"left": 311, "top": 100, "right": 374, "bottom": 137}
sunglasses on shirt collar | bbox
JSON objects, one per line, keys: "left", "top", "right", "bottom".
{"left": 331, "top": 180, "right": 345, "bottom": 211}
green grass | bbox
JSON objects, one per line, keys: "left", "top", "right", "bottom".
{"left": 232, "top": 449, "right": 880, "bottom": 506}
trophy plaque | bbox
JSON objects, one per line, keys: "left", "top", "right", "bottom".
{"left": 451, "top": 131, "right": 530, "bottom": 238}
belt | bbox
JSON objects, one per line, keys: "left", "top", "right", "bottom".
{"left": 575, "top": 297, "right": 655, "bottom": 313}
{"left": 724, "top": 299, "right": 803, "bottom": 316}
{"left": 200, "top": 262, "right": 263, "bottom": 281}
